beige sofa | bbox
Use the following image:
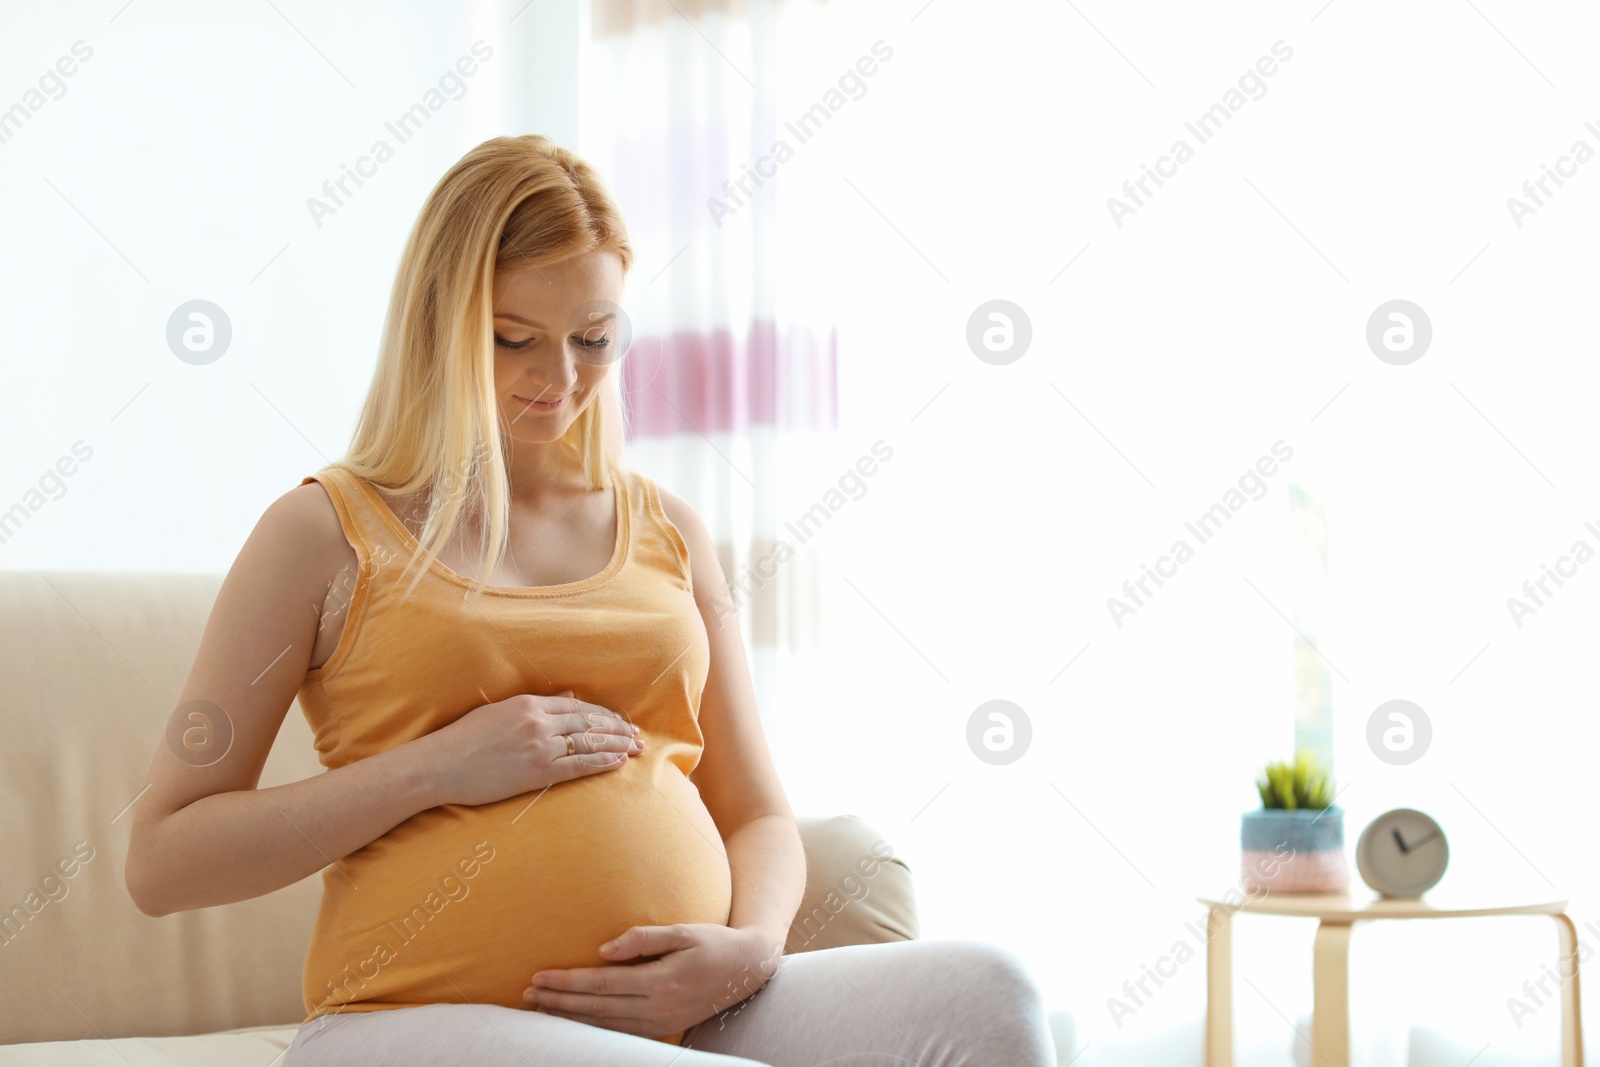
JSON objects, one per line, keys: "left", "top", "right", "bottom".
{"left": 0, "top": 571, "right": 921, "bottom": 1065}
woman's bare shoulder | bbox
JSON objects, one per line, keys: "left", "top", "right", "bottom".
{"left": 653, "top": 482, "right": 703, "bottom": 532}
{"left": 244, "top": 480, "right": 360, "bottom": 598}
{"left": 244, "top": 481, "right": 363, "bottom": 669}
{"left": 264, "top": 480, "right": 353, "bottom": 557}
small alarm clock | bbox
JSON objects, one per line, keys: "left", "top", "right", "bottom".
{"left": 1355, "top": 808, "right": 1449, "bottom": 898}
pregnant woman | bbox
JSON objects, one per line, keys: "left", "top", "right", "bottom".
{"left": 124, "top": 135, "right": 1054, "bottom": 1066}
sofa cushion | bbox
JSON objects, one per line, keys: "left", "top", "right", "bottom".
{"left": 784, "top": 813, "right": 920, "bottom": 954}
{"left": 0, "top": 1024, "right": 299, "bottom": 1067}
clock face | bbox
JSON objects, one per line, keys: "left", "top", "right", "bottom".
{"left": 1356, "top": 808, "right": 1448, "bottom": 898}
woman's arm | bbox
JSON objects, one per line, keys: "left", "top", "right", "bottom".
{"left": 124, "top": 483, "right": 445, "bottom": 915}
{"left": 658, "top": 487, "right": 806, "bottom": 956}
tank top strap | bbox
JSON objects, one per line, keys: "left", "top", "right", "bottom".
{"left": 625, "top": 467, "right": 694, "bottom": 592}
{"left": 299, "top": 466, "right": 406, "bottom": 575}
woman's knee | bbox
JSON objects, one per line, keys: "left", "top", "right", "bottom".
{"left": 874, "top": 938, "right": 1046, "bottom": 1021}
{"left": 937, "top": 939, "right": 1046, "bottom": 1009}
{"left": 893, "top": 940, "right": 1054, "bottom": 1065}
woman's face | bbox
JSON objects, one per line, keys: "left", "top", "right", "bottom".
{"left": 490, "top": 249, "right": 625, "bottom": 448}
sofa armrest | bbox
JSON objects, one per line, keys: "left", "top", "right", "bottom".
{"left": 787, "top": 814, "right": 918, "bottom": 955}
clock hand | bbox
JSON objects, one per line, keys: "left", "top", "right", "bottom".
{"left": 1392, "top": 828, "right": 1410, "bottom": 854}
{"left": 1406, "top": 829, "right": 1442, "bottom": 850}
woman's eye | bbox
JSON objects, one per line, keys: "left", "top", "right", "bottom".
{"left": 575, "top": 335, "right": 610, "bottom": 350}
{"left": 494, "top": 334, "right": 530, "bottom": 350}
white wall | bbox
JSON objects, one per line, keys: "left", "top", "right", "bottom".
{"left": 0, "top": 0, "right": 580, "bottom": 571}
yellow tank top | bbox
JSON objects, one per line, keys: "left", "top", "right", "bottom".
{"left": 293, "top": 464, "right": 732, "bottom": 1045}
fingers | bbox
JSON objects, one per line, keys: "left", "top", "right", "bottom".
{"left": 551, "top": 734, "right": 642, "bottom": 781}
{"left": 553, "top": 692, "right": 629, "bottom": 731}
{"left": 525, "top": 987, "right": 647, "bottom": 1018}
{"left": 565, "top": 729, "right": 643, "bottom": 758}
{"left": 601, "top": 924, "right": 696, "bottom": 961}
{"left": 554, "top": 709, "right": 637, "bottom": 738}
{"left": 546, "top": 691, "right": 636, "bottom": 732}
{"left": 530, "top": 963, "right": 656, "bottom": 997}
{"left": 535, "top": 693, "right": 641, "bottom": 781}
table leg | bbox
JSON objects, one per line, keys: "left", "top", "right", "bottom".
{"left": 1555, "top": 913, "right": 1586, "bottom": 1067}
{"left": 1206, "top": 906, "right": 1233, "bottom": 1067}
{"left": 1311, "top": 920, "right": 1352, "bottom": 1067}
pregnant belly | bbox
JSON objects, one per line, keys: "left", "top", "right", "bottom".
{"left": 301, "top": 755, "right": 733, "bottom": 1022}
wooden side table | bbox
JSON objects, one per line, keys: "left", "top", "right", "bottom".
{"left": 1196, "top": 890, "right": 1584, "bottom": 1067}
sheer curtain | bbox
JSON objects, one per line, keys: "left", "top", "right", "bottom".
{"left": 579, "top": 0, "right": 843, "bottom": 731}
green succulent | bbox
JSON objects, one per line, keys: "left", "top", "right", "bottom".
{"left": 1255, "top": 750, "right": 1335, "bottom": 810}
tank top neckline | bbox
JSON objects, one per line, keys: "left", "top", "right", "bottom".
{"left": 342, "top": 465, "right": 632, "bottom": 599}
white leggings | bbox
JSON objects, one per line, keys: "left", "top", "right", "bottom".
{"left": 284, "top": 938, "right": 1055, "bottom": 1066}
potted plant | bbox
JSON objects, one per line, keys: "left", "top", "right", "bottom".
{"left": 1241, "top": 751, "right": 1349, "bottom": 893}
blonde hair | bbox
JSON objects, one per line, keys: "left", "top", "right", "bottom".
{"left": 336, "top": 134, "right": 633, "bottom": 599}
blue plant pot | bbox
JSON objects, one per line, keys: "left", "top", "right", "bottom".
{"left": 1240, "top": 806, "right": 1350, "bottom": 893}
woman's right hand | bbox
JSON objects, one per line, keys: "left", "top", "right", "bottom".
{"left": 420, "top": 690, "right": 643, "bottom": 807}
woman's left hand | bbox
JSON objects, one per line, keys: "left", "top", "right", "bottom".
{"left": 523, "top": 923, "right": 781, "bottom": 1037}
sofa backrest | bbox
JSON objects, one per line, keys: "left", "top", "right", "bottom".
{"left": 0, "top": 571, "right": 918, "bottom": 1045}
{"left": 0, "top": 571, "right": 324, "bottom": 1044}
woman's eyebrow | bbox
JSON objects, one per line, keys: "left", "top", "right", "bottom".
{"left": 493, "top": 311, "right": 547, "bottom": 328}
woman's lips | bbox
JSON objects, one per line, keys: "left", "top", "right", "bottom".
{"left": 514, "top": 393, "right": 569, "bottom": 410}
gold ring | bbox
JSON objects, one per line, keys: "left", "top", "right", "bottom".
{"left": 565, "top": 734, "right": 576, "bottom": 757}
